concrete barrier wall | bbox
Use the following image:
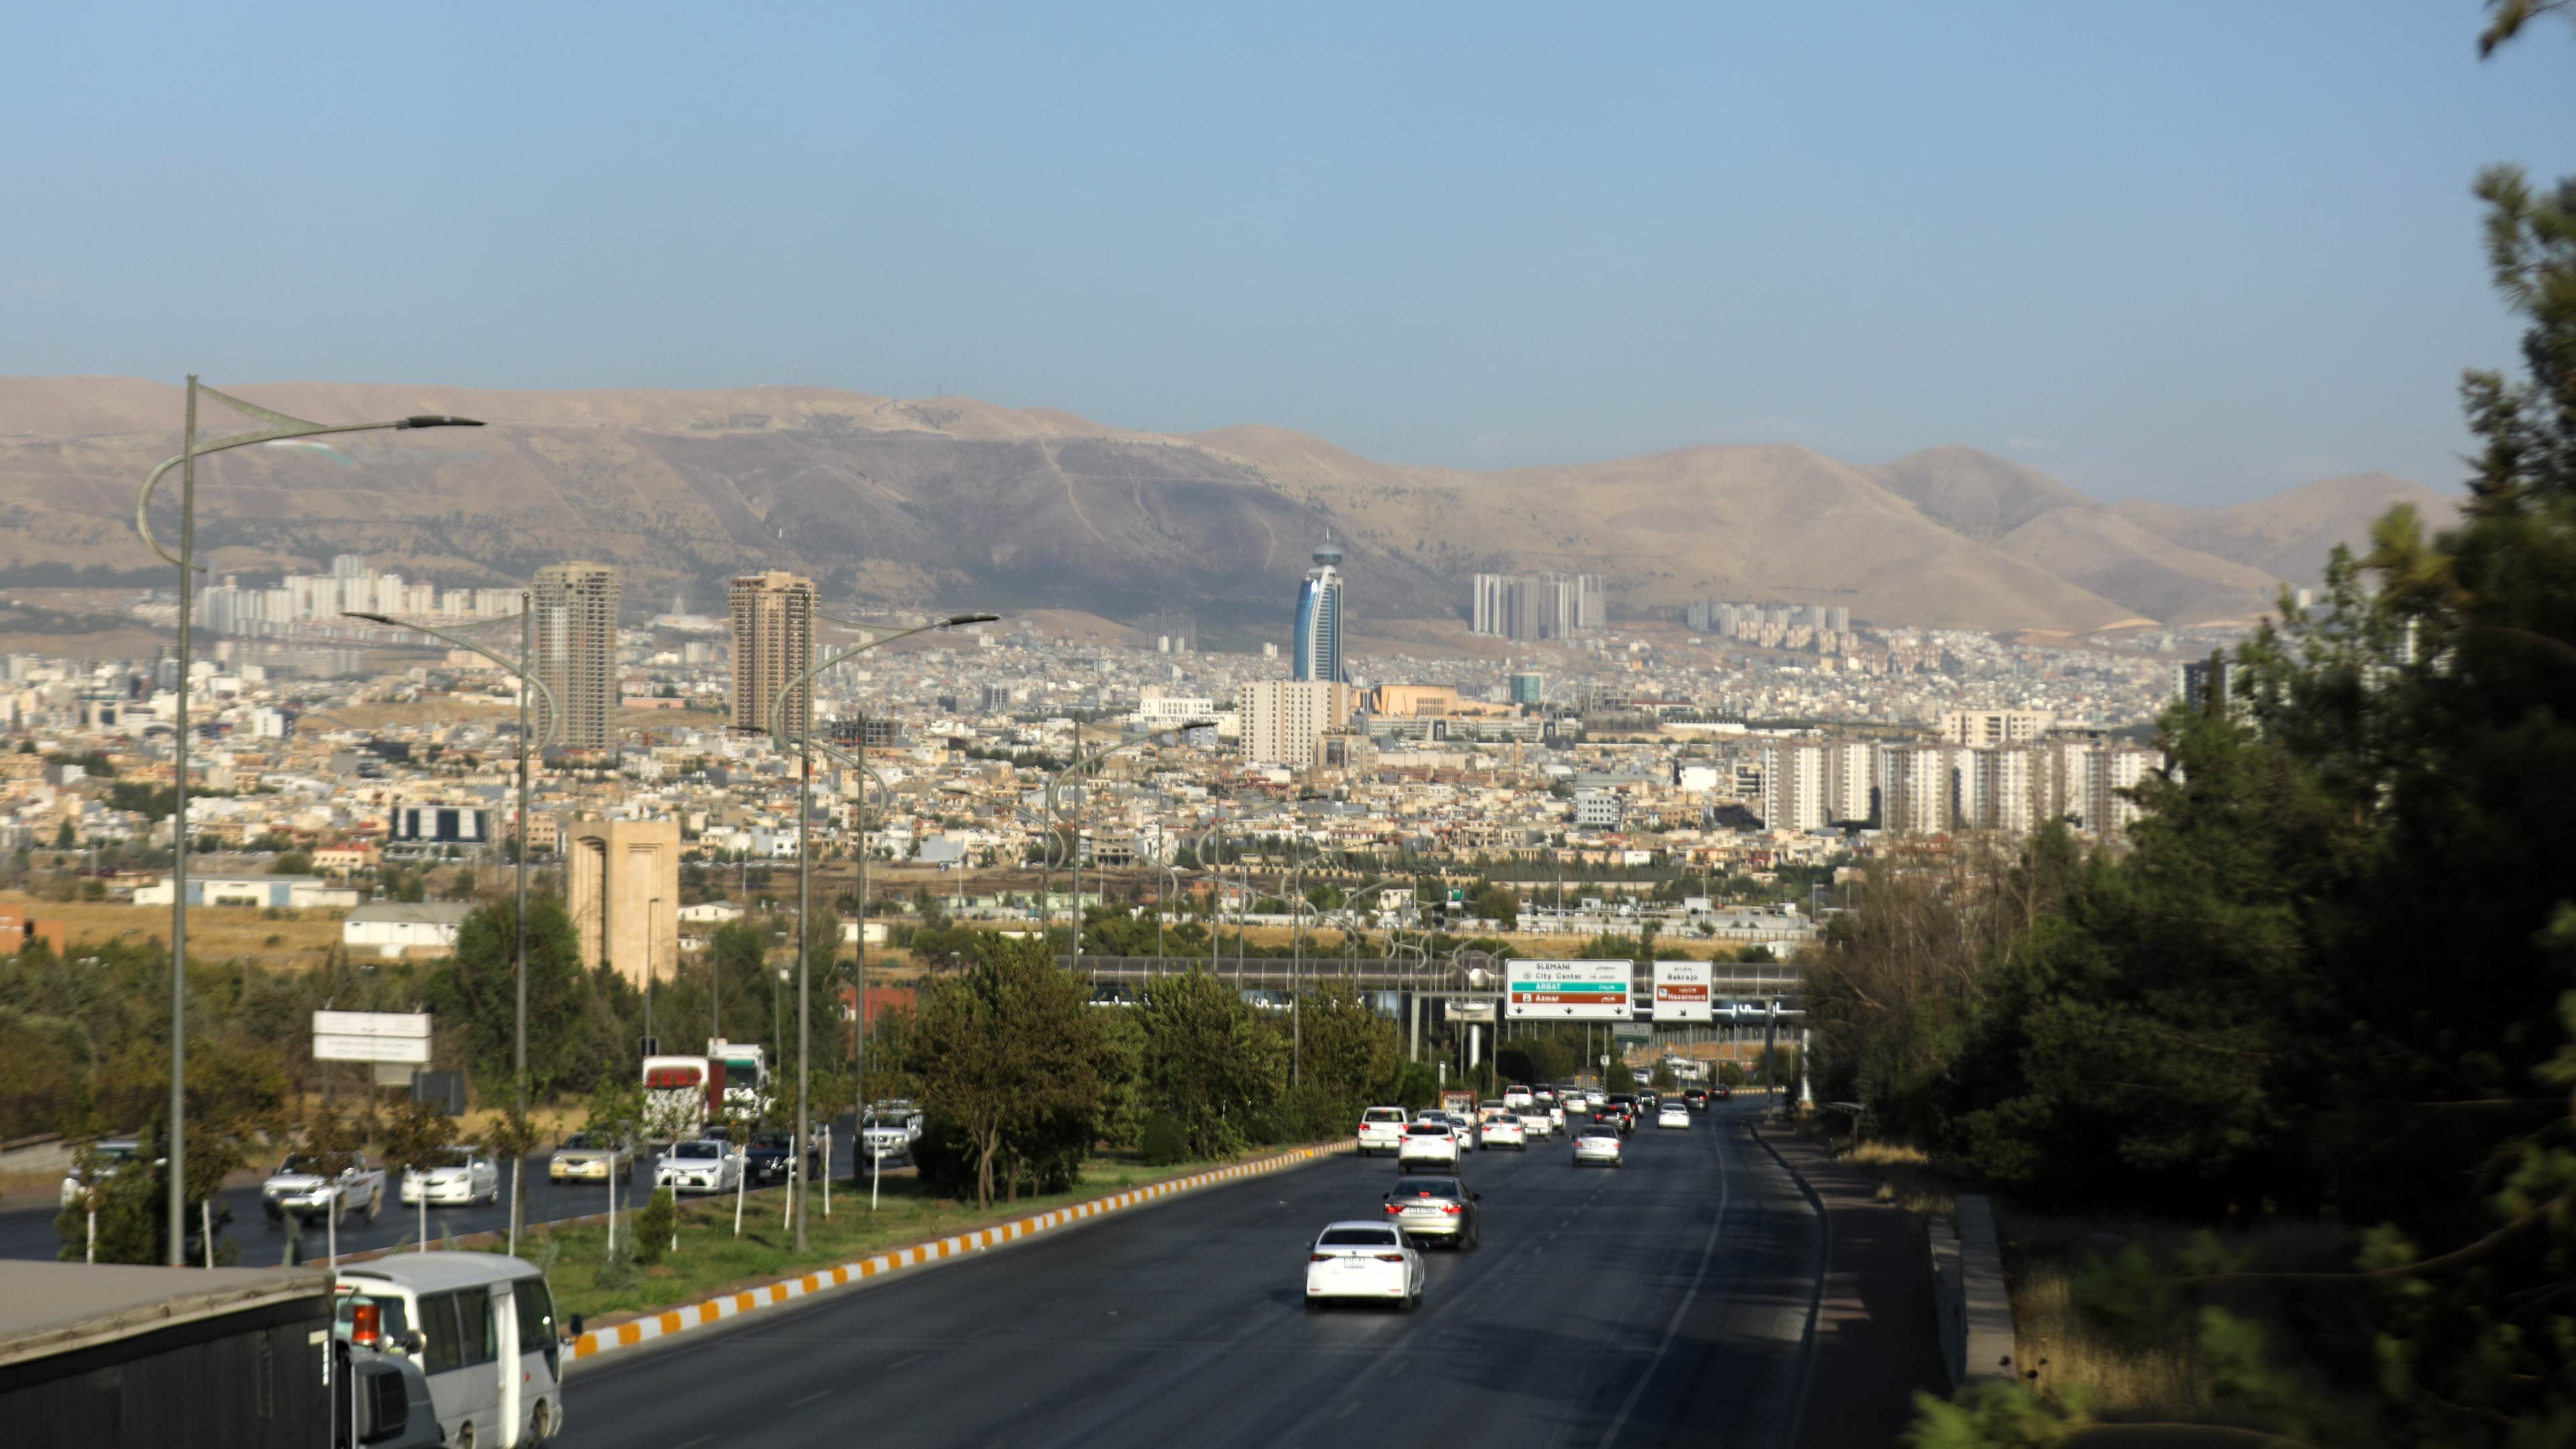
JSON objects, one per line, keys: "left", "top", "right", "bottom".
{"left": 1954, "top": 1193, "right": 2017, "bottom": 1384}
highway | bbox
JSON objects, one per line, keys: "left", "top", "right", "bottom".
{"left": 561, "top": 1104, "right": 1823, "bottom": 1448}
{"left": 0, "top": 1114, "right": 865, "bottom": 1264}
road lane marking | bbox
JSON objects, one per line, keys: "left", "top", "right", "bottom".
{"left": 1595, "top": 1114, "right": 1736, "bottom": 1448}
{"left": 788, "top": 1389, "right": 831, "bottom": 1407}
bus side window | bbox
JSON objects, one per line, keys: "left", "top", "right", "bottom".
{"left": 420, "top": 1292, "right": 464, "bottom": 1375}
{"left": 460, "top": 1287, "right": 498, "bottom": 1366}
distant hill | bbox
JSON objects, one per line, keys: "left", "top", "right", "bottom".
{"left": 2111, "top": 474, "right": 2460, "bottom": 590}
{"left": 1867, "top": 446, "right": 2290, "bottom": 625}
{"left": 0, "top": 378, "right": 2437, "bottom": 635}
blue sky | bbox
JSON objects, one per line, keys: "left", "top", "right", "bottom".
{"left": 4, "top": 2, "right": 2569, "bottom": 504}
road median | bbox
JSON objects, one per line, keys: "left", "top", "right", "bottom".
{"left": 563, "top": 1140, "right": 1346, "bottom": 1369}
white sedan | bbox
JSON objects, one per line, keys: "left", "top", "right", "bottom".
{"left": 1305, "top": 1220, "right": 1424, "bottom": 1310}
{"left": 1396, "top": 1122, "right": 1462, "bottom": 1170}
{"left": 1572, "top": 1126, "right": 1625, "bottom": 1169}
{"left": 1479, "top": 1114, "right": 1528, "bottom": 1150}
{"left": 655, "top": 1139, "right": 743, "bottom": 1195}
{"left": 399, "top": 1148, "right": 500, "bottom": 1206}
{"left": 1656, "top": 1105, "right": 1692, "bottom": 1130}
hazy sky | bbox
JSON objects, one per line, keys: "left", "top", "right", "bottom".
{"left": 5, "top": 2, "right": 2570, "bottom": 504}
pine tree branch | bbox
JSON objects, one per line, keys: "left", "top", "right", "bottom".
{"left": 2069, "top": 1425, "right": 2319, "bottom": 1448}
{"left": 2176, "top": 1198, "right": 2556, "bottom": 1286}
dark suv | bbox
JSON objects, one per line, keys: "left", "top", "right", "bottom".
{"left": 743, "top": 1130, "right": 821, "bottom": 1186}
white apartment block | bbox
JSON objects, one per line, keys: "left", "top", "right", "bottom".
{"left": 1880, "top": 744, "right": 1964, "bottom": 836}
{"left": 1238, "top": 680, "right": 1349, "bottom": 768}
{"left": 2082, "top": 747, "right": 2160, "bottom": 841}
{"left": 1939, "top": 709, "right": 2057, "bottom": 747}
{"left": 1824, "top": 740, "right": 1874, "bottom": 824}
{"left": 1761, "top": 741, "right": 1828, "bottom": 833}
{"left": 1132, "top": 696, "right": 1215, "bottom": 727}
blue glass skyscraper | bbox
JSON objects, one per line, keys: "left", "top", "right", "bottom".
{"left": 1292, "top": 535, "right": 1343, "bottom": 683}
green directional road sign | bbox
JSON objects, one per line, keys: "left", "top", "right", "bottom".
{"left": 1505, "top": 959, "right": 1633, "bottom": 1020}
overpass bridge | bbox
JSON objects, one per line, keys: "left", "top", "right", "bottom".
{"left": 1062, "top": 954, "right": 1805, "bottom": 1014}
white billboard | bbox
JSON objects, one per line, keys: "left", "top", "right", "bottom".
{"left": 1505, "top": 959, "right": 1632, "bottom": 1020}
{"left": 1652, "top": 961, "right": 1713, "bottom": 1023}
{"left": 313, "top": 1011, "right": 431, "bottom": 1064}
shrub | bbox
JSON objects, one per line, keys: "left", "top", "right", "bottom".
{"left": 1137, "top": 1112, "right": 1191, "bottom": 1167}
{"left": 631, "top": 1188, "right": 676, "bottom": 1265}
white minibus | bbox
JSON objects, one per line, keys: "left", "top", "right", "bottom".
{"left": 335, "top": 1252, "right": 565, "bottom": 1447}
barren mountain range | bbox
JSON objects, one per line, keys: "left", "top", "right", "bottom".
{"left": 0, "top": 377, "right": 2454, "bottom": 637}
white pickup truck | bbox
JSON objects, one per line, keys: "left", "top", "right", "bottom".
{"left": 261, "top": 1155, "right": 387, "bottom": 1227}
{"left": 861, "top": 1102, "right": 923, "bottom": 1165}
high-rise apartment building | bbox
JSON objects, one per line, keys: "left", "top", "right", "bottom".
{"left": 1293, "top": 537, "right": 1344, "bottom": 683}
{"left": 2082, "top": 747, "right": 2160, "bottom": 842}
{"left": 1939, "top": 709, "right": 2057, "bottom": 748}
{"left": 1880, "top": 745, "right": 1965, "bottom": 836}
{"left": 1823, "top": 740, "right": 1875, "bottom": 825}
{"left": 1472, "top": 572, "right": 1605, "bottom": 641}
{"left": 728, "top": 571, "right": 816, "bottom": 737}
{"left": 1239, "top": 680, "right": 1350, "bottom": 768}
{"left": 1761, "top": 741, "right": 1829, "bottom": 833}
{"left": 533, "top": 561, "right": 619, "bottom": 750}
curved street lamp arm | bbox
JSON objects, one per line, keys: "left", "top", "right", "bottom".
{"left": 341, "top": 612, "right": 562, "bottom": 753}
{"left": 769, "top": 613, "right": 998, "bottom": 756}
{"left": 136, "top": 388, "right": 482, "bottom": 570}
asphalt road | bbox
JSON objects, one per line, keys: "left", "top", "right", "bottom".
{"left": 561, "top": 1103, "right": 1823, "bottom": 1449}
{"left": 0, "top": 1114, "right": 869, "bottom": 1264}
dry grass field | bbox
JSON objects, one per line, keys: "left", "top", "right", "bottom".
{"left": 1, "top": 890, "right": 348, "bottom": 968}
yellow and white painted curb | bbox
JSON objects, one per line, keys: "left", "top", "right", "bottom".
{"left": 568, "top": 1142, "right": 1338, "bottom": 1364}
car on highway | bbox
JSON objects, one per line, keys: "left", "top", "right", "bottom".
{"left": 399, "top": 1147, "right": 500, "bottom": 1208}
{"left": 547, "top": 1132, "right": 636, "bottom": 1184}
{"left": 1520, "top": 1108, "right": 1556, "bottom": 1140}
{"left": 58, "top": 1137, "right": 148, "bottom": 1209}
{"left": 1589, "top": 1101, "right": 1634, "bottom": 1137}
{"left": 1503, "top": 1085, "right": 1534, "bottom": 1110}
{"left": 1305, "top": 1220, "right": 1424, "bottom": 1310}
{"left": 1656, "top": 1104, "right": 1691, "bottom": 1130}
{"left": 262, "top": 1153, "right": 387, "bottom": 1226}
{"left": 1396, "top": 1122, "right": 1462, "bottom": 1170}
{"left": 862, "top": 1101, "right": 924, "bottom": 1164}
{"left": 1479, "top": 1114, "right": 1527, "bottom": 1151}
{"left": 1573, "top": 1126, "right": 1625, "bottom": 1169}
{"left": 1415, "top": 1109, "right": 1475, "bottom": 1150}
{"left": 743, "top": 1130, "right": 822, "bottom": 1186}
{"left": 1381, "top": 1174, "right": 1481, "bottom": 1249}
{"left": 655, "top": 1139, "right": 742, "bottom": 1195}
{"left": 1356, "top": 1106, "right": 1411, "bottom": 1157}
{"left": 1682, "top": 1089, "right": 1709, "bottom": 1112}
{"left": 1714, "top": 1084, "right": 1733, "bottom": 1102}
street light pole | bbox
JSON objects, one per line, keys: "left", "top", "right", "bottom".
{"left": 140, "top": 381, "right": 481, "bottom": 1265}
{"left": 1042, "top": 720, "right": 1213, "bottom": 963}
{"left": 341, "top": 606, "right": 555, "bottom": 1250}
{"left": 769, "top": 612, "right": 998, "bottom": 1252}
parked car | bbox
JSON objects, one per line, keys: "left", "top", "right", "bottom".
{"left": 1656, "top": 1105, "right": 1691, "bottom": 1130}
{"left": 399, "top": 1148, "right": 500, "bottom": 1208}
{"left": 262, "top": 1153, "right": 386, "bottom": 1226}
{"left": 1396, "top": 1122, "right": 1462, "bottom": 1171}
{"left": 1573, "top": 1125, "right": 1625, "bottom": 1167}
{"left": 1381, "top": 1175, "right": 1481, "bottom": 1249}
{"left": 547, "top": 1132, "right": 636, "bottom": 1184}
{"left": 1305, "top": 1221, "right": 1424, "bottom": 1311}
{"left": 655, "top": 1139, "right": 742, "bottom": 1195}
{"left": 1479, "top": 1114, "right": 1528, "bottom": 1151}
{"left": 1356, "top": 1106, "right": 1411, "bottom": 1157}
